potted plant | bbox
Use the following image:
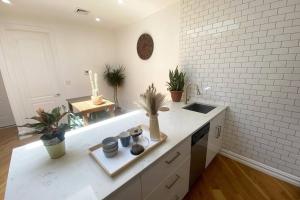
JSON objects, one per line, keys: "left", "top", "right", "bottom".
{"left": 166, "top": 66, "right": 185, "bottom": 102}
{"left": 20, "top": 106, "right": 82, "bottom": 159}
{"left": 104, "top": 65, "right": 125, "bottom": 109}
{"left": 138, "top": 84, "right": 165, "bottom": 141}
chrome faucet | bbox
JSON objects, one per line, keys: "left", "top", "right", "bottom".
{"left": 185, "top": 83, "right": 201, "bottom": 104}
{"left": 185, "top": 83, "right": 192, "bottom": 104}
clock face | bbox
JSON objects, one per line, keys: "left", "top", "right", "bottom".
{"left": 137, "top": 33, "right": 154, "bottom": 60}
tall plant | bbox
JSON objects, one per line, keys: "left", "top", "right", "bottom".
{"left": 103, "top": 65, "right": 125, "bottom": 108}
{"left": 166, "top": 66, "right": 185, "bottom": 91}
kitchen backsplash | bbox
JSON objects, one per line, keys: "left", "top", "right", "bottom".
{"left": 180, "top": 0, "right": 300, "bottom": 177}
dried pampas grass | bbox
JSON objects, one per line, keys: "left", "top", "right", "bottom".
{"left": 138, "top": 84, "right": 166, "bottom": 115}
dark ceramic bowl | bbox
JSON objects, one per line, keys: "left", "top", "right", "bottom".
{"left": 103, "top": 150, "right": 118, "bottom": 158}
{"left": 102, "top": 137, "right": 118, "bottom": 150}
{"left": 103, "top": 145, "right": 118, "bottom": 153}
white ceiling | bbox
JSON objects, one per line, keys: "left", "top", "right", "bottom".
{"left": 0, "top": 0, "right": 176, "bottom": 29}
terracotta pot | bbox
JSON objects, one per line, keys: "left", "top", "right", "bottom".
{"left": 170, "top": 91, "right": 183, "bottom": 102}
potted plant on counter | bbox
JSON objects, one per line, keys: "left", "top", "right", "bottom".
{"left": 167, "top": 66, "right": 185, "bottom": 102}
{"left": 20, "top": 106, "right": 81, "bottom": 159}
{"left": 104, "top": 65, "right": 125, "bottom": 109}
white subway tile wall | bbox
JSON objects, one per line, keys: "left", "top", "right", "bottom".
{"left": 180, "top": 0, "right": 300, "bottom": 177}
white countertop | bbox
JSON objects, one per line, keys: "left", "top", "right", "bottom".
{"left": 4, "top": 102, "right": 227, "bottom": 200}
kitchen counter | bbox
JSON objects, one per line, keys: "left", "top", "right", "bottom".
{"left": 4, "top": 102, "right": 227, "bottom": 200}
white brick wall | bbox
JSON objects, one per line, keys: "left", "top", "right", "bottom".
{"left": 180, "top": 0, "right": 300, "bottom": 177}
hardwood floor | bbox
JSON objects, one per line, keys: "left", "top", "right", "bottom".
{"left": 0, "top": 127, "right": 299, "bottom": 200}
{"left": 186, "top": 155, "right": 300, "bottom": 200}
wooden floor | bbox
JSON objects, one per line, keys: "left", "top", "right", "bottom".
{"left": 186, "top": 155, "right": 300, "bottom": 200}
{"left": 0, "top": 127, "right": 299, "bottom": 200}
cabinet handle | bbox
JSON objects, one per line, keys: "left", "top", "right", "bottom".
{"left": 165, "top": 174, "right": 180, "bottom": 189}
{"left": 216, "top": 126, "right": 222, "bottom": 138}
{"left": 165, "top": 152, "right": 181, "bottom": 164}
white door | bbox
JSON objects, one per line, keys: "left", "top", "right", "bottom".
{"left": 0, "top": 71, "right": 15, "bottom": 127}
{"left": 1, "top": 28, "right": 61, "bottom": 127}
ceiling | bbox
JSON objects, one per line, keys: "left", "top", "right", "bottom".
{"left": 0, "top": 0, "right": 176, "bottom": 29}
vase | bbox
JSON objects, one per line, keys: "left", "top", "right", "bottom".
{"left": 41, "top": 134, "right": 66, "bottom": 159}
{"left": 149, "top": 114, "right": 161, "bottom": 141}
{"left": 43, "top": 140, "right": 66, "bottom": 159}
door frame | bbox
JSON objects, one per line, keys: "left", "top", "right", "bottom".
{"left": 0, "top": 23, "right": 64, "bottom": 134}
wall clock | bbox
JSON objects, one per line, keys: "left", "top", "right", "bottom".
{"left": 137, "top": 33, "right": 154, "bottom": 60}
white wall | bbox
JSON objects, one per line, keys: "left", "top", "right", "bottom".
{"left": 0, "top": 15, "right": 116, "bottom": 121}
{"left": 115, "top": 3, "right": 180, "bottom": 109}
{"left": 180, "top": 0, "right": 300, "bottom": 178}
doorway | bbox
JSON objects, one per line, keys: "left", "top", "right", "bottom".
{"left": 0, "top": 71, "right": 15, "bottom": 128}
{"left": 0, "top": 25, "right": 62, "bottom": 131}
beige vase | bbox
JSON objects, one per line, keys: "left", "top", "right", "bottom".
{"left": 44, "top": 140, "right": 66, "bottom": 159}
{"left": 149, "top": 114, "right": 161, "bottom": 141}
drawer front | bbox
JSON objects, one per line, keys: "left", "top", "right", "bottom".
{"left": 105, "top": 177, "right": 141, "bottom": 200}
{"left": 145, "top": 156, "right": 190, "bottom": 200}
{"left": 141, "top": 138, "right": 191, "bottom": 198}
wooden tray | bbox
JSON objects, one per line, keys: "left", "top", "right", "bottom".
{"left": 89, "top": 125, "right": 167, "bottom": 176}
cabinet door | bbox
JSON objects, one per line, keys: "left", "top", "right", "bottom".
{"left": 215, "top": 110, "right": 225, "bottom": 153}
{"left": 145, "top": 157, "right": 190, "bottom": 200}
{"left": 141, "top": 138, "right": 191, "bottom": 198}
{"left": 105, "top": 177, "right": 141, "bottom": 200}
{"left": 206, "top": 110, "right": 225, "bottom": 167}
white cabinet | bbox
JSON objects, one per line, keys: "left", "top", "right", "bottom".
{"left": 106, "top": 138, "right": 191, "bottom": 200}
{"left": 206, "top": 110, "right": 225, "bottom": 167}
{"left": 105, "top": 176, "right": 142, "bottom": 200}
{"left": 144, "top": 156, "right": 190, "bottom": 200}
{"left": 141, "top": 138, "right": 191, "bottom": 198}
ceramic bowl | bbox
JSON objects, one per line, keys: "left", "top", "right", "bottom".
{"left": 103, "top": 150, "right": 118, "bottom": 158}
{"left": 103, "top": 145, "right": 118, "bottom": 153}
{"left": 102, "top": 137, "right": 118, "bottom": 150}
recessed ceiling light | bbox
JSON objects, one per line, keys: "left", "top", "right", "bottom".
{"left": 2, "top": 0, "right": 11, "bottom": 4}
{"left": 95, "top": 17, "right": 101, "bottom": 22}
{"left": 118, "top": 0, "right": 124, "bottom": 4}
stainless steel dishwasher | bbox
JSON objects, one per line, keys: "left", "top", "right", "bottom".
{"left": 189, "top": 122, "right": 210, "bottom": 188}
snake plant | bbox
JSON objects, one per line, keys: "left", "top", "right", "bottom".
{"left": 166, "top": 66, "right": 185, "bottom": 91}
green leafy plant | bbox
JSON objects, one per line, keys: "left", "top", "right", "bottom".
{"left": 166, "top": 66, "right": 185, "bottom": 91}
{"left": 138, "top": 84, "right": 166, "bottom": 115}
{"left": 20, "top": 106, "right": 83, "bottom": 141}
{"left": 104, "top": 65, "right": 126, "bottom": 108}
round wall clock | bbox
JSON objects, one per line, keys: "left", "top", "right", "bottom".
{"left": 137, "top": 33, "right": 154, "bottom": 60}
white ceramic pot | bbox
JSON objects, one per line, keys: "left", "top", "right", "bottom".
{"left": 44, "top": 140, "right": 66, "bottom": 159}
{"left": 149, "top": 114, "right": 161, "bottom": 141}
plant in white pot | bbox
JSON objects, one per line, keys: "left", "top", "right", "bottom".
{"left": 167, "top": 66, "right": 186, "bottom": 102}
{"left": 138, "top": 84, "right": 166, "bottom": 141}
{"left": 20, "top": 107, "right": 81, "bottom": 159}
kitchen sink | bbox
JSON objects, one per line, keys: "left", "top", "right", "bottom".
{"left": 183, "top": 103, "right": 216, "bottom": 114}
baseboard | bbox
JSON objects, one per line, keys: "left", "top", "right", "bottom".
{"left": 220, "top": 149, "right": 300, "bottom": 187}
